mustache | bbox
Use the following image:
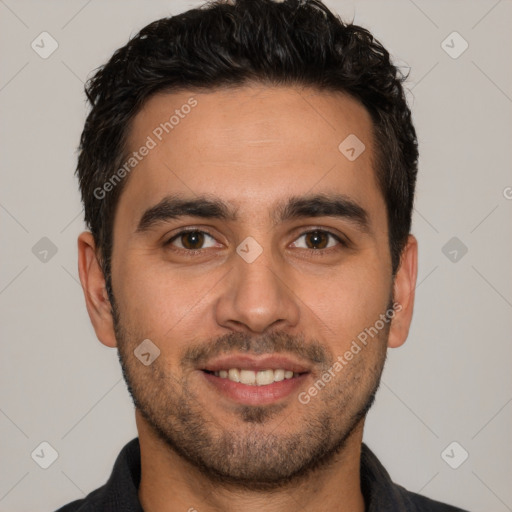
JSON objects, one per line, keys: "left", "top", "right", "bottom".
{"left": 182, "top": 330, "right": 331, "bottom": 370}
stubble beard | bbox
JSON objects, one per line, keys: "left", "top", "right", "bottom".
{"left": 111, "top": 292, "right": 389, "bottom": 490}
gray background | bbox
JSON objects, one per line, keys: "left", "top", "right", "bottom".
{"left": 1, "top": 1, "right": 511, "bottom": 511}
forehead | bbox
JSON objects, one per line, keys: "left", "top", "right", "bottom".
{"left": 116, "top": 85, "right": 384, "bottom": 231}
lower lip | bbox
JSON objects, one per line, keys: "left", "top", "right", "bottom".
{"left": 201, "top": 371, "right": 309, "bottom": 405}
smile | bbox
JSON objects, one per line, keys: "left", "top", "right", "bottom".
{"left": 204, "top": 368, "right": 302, "bottom": 386}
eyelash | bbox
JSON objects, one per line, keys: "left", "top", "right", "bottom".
{"left": 164, "top": 228, "right": 348, "bottom": 257}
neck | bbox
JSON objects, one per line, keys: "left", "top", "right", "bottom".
{"left": 136, "top": 410, "right": 366, "bottom": 512}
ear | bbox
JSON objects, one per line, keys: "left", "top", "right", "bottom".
{"left": 387, "top": 234, "right": 418, "bottom": 349}
{"left": 77, "top": 231, "right": 117, "bottom": 348}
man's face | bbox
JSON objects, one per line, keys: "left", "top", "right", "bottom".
{"left": 108, "top": 85, "right": 396, "bottom": 486}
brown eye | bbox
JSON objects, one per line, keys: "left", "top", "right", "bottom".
{"left": 304, "top": 230, "right": 329, "bottom": 249}
{"left": 291, "top": 230, "right": 343, "bottom": 251}
{"left": 166, "top": 230, "right": 218, "bottom": 251}
{"left": 180, "top": 231, "right": 205, "bottom": 250}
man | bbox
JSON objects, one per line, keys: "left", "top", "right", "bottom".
{"left": 57, "top": 0, "right": 469, "bottom": 510}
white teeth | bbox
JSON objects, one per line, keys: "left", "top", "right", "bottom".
{"left": 239, "top": 369, "right": 256, "bottom": 385}
{"left": 212, "top": 368, "right": 300, "bottom": 386}
{"left": 273, "top": 369, "right": 285, "bottom": 382}
{"left": 228, "top": 368, "right": 240, "bottom": 382}
{"left": 256, "top": 369, "right": 274, "bottom": 386}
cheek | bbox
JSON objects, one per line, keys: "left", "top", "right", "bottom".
{"left": 310, "top": 258, "right": 391, "bottom": 351}
{"left": 113, "top": 256, "right": 219, "bottom": 339}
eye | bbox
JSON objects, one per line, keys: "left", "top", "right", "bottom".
{"left": 290, "top": 229, "right": 345, "bottom": 252}
{"left": 164, "top": 228, "right": 346, "bottom": 256}
{"left": 165, "top": 230, "right": 219, "bottom": 251}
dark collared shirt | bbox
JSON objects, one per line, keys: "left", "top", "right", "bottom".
{"left": 55, "top": 438, "right": 468, "bottom": 511}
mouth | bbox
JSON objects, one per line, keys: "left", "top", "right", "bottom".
{"left": 199, "top": 354, "right": 311, "bottom": 405}
{"left": 202, "top": 368, "right": 305, "bottom": 385}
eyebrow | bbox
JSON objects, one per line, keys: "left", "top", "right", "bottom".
{"left": 136, "top": 193, "right": 371, "bottom": 234}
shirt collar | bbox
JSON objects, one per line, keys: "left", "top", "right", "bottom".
{"left": 360, "top": 443, "right": 411, "bottom": 511}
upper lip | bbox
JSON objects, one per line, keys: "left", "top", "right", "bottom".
{"left": 201, "top": 354, "right": 312, "bottom": 373}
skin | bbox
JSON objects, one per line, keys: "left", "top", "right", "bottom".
{"left": 78, "top": 85, "right": 418, "bottom": 512}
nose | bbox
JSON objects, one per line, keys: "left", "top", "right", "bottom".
{"left": 214, "top": 245, "right": 301, "bottom": 334}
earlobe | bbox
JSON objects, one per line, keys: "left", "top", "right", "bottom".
{"left": 387, "top": 235, "right": 418, "bottom": 349}
{"left": 77, "top": 231, "right": 118, "bottom": 348}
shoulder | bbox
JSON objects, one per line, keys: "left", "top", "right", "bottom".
{"left": 360, "top": 443, "right": 469, "bottom": 512}
{"left": 53, "top": 487, "right": 104, "bottom": 512}
{"left": 52, "top": 437, "right": 142, "bottom": 512}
